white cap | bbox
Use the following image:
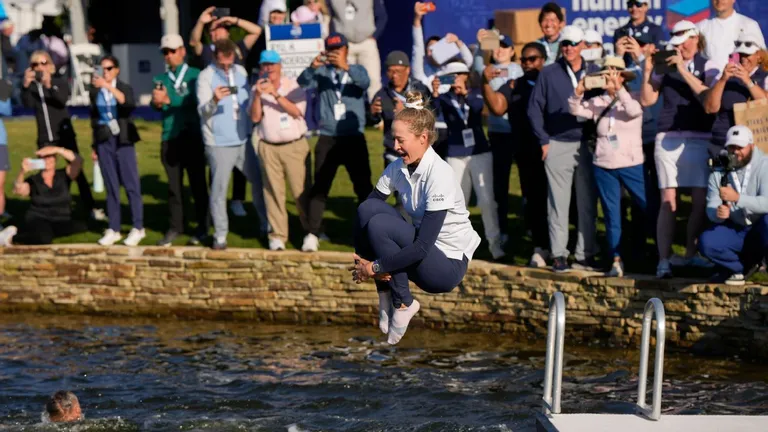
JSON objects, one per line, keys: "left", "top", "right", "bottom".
{"left": 725, "top": 125, "right": 754, "bottom": 148}
{"left": 669, "top": 20, "right": 699, "bottom": 46}
{"left": 269, "top": 1, "right": 288, "bottom": 13}
{"left": 634, "top": 0, "right": 650, "bottom": 4}
{"left": 439, "top": 62, "right": 470, "bottom": 75}
{"left": 584, "top": 29, "right": 603, "bottom": 45}
{"left": 160, "top": 34, "right": 184, "bottom": 50}
{"left": 560, "top": 26, "right": 585, "bottom": 44}
{"left": 734, "top": 29, "right": 765, "bottom": 55}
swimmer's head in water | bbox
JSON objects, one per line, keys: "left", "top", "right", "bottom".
{"left": 46, "top": 391, "right": 82, "bottom": 423}
{"left": 393, "top": 91, "right": 437, "bottom": 165}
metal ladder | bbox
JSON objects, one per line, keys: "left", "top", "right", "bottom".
{"left": 542, "top": 292, "right": 667, "bottom": 421}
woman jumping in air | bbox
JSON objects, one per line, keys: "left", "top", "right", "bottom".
{"left": 351, "top": 92, "right": 481, "bottom": 345}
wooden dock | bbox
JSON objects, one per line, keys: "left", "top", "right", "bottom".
{"left": 536, "top": 413, "right": 768, "bottom": 432}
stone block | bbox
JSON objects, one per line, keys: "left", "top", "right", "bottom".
{"left": 148, "top": 259, "right": 184, "bottom": 268}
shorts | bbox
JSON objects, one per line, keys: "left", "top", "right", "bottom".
{"left": 654, "top": 133, "right": 714, "bottom": 189}
{"left": 0, "top": 145, "right": 8, "bottom": 171}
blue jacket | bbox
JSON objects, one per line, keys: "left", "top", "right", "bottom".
{"left": 196, "top": 64, "right": 252, "bottom": 147}
{"left": 432, "top": 90, "right": 489, "bottom": 157}
{"left": 298, "top": 64, "right": 370, "bottom": 137}
{"left": 0, "top": 98, "right": 11, "bottom": 145}
{"left": 528, "top": 57, "right": 599, "bottom": 145}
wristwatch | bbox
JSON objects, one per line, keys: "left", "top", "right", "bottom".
{"left": 371, "top": 260, "right": 381, "bottom": 274}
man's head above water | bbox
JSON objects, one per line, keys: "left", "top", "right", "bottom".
{"left": 46, "top": 391, "right": 82, "bottom": 423}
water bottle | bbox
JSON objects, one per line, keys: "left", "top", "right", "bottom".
{"left": 93, "top": 162, "right": 104, "bottom": 193}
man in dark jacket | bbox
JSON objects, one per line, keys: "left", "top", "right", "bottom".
{"left": 21, "top": 50, "right": 101, "bottom": 221}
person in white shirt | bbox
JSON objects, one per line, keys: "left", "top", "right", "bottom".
{"left": 697, "top": 0, "right": 766, "bottom": 70}
{"left": 351, "top": 91, "right": 481, "bottom": 345}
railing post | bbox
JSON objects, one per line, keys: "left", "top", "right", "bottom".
{"left": 636, "top": 298, "right": 666, "bottom": 421}
{"left": 542, "top": 291, "right": 565, "bottom": 415}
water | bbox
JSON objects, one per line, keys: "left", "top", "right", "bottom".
{"left": 0, "top": 314, "right": 766, "bottom": 431}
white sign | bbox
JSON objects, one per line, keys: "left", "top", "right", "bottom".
{"left": 266, "top": 23, "right": 324, "bottom": 79}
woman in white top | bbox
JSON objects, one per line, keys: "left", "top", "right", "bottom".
{"left": 351, "top": 92, "right": 481, "bottom": 345}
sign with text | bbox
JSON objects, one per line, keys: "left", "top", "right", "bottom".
{"left": 734, "top": 99, "right": 768, "bottom": 153}
{"left": 266, "top": 23, "right": 324, "bottom": 79}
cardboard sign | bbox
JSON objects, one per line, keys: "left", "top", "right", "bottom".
{"left": 734, "top": 99, "right": 768, "bottom": 153}
{"left": 266, "top": 23, "right": 324, "bottom": 79}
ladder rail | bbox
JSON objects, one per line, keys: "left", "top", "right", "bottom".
{"left": 636, "top": 298, "right": 666, "bottom": 421}
{"left": 542, "top": 291, "right": 565, "bottom": 414}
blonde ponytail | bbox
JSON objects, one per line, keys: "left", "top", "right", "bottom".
{"left": 394, "top": 91, "right": 437, "bottom": 146}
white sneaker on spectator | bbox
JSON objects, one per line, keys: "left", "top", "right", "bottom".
{"left": 489, "top": 238, "right": 505, "bottom": 260}
{"left": 0, "top": 226, "right": 17, "bottom": 247}
{"left": 90, "top": 208, "right": 107, "bottom": 222}
{"left": 529, "top": 248, "right": 550, "bottom": 268}
{"left": 725, "top": 273, "right": 746, "bottom": 286}
{"left": 302, "top": 234, "right": 319, "bottom": 252}
{"left": 123, "top": 228, "right": 145, "bottom": 246}
{"left": 269, "top": 238, "right": 286, "bottom": 251}
{"left": 98, "top": 229, "right": 122, "bottom": 246}
{"left": 656, "top": 259, "right": 672, "bottom": 279}
{"left": 607, "top": 260, "right": 624, "bottom": 278}
{"left": 229, "top": 200, "right": 247, "bottom": 217}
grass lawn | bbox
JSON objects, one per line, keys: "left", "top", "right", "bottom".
{"left": 4, "top": 118, "right": 700, "bottom": 274}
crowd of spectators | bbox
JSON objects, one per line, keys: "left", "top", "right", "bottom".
{"left": 0, "top": 0, "right": 766, "bottom": 286}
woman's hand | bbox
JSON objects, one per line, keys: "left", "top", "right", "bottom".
{"left": 41, "top": 70, "right": 52, "bottom": 89}
{"left": 732, "top": 64, "right": 752, "bottom": 87}
{"left": 36, "top": 146, "right": 61, "bottom": 158}
{"left": 431, "top": 76, "right": 440, "bottom": 98}
{"left": 92, "top": 74, "right": 107, "bottom": 89}
{"left": 574, "top": 76, "right": 586, "bottom": 96}
{"left": 91, "top": 150, "right": 98, "bottom": 161}
{"left": 667, "top": 49, "right": 684, "bottom": 72}
{"left": 643, "top": 46, "right": 656, "bottom": 73}
{"left": 721, "top": 63, "right": 736, "bottom": 82}
{"left": 350, "top": 253, "right": 391, "bottom": 284}
{"left": 23, "top": 68, "right": 35, "bottom": 88}
{"left": 607, "top": 70, "right": 624, "bottom": 92}
{"left": 21, "top": 158, "right": 31, "bottom": 174}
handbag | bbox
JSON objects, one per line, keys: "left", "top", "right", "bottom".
{"left": 583, "top": 95, "right": 620, "bottom": 153}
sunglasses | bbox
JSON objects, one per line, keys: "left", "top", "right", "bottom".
{"left": 670, "top": 30, "right": 692, "bottom": 37}
{"left": 626, "top": 1, "right": 646, "bottom": 8}
{"left": 735, "top": 41, "right": 757, "bottom": 48}
{"left": 102, "top": 65, "right": 116, "bottom": 72}
{"left": 521, "top": 55, "right": 542, "bottom": 63}
{"left": 560, "top": 40, "right": 579, "bottom": 48}
{"left": 30, "top": 60, "right": 48, "bottom": 68}
{"left": 162, "top": 48, "right": 177, "bottom": 55}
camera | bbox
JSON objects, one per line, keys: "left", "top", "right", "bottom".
{"left": 34, "top": 71, "right": 43, "bottom": 81}
{"left": 710, "top": 151, "right": 738, "bottom": 173}
{"left": 585, "top": 75, "right": 607, "bottom": 90}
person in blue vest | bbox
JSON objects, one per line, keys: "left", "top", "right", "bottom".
{"left": 698, "top": 126, "right": 768, "bottom": 286}
{"left": 640, "top": 20, "right": 720, "bottom": 278}
{"left": 527, "top": 26, "right": 601, "bottom": 273}
{"left": 432, "top": 62, "right": 505, "bottom": 261}
{"left": 703, "top": 31, "right": 768, "bottom": 148}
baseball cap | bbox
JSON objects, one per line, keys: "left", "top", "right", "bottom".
{"left": 725, "top": 125, "right": 754, "bottom": 148}
{"left": 270, "top": 2, "right": 288, "bottom": 13}
{"left": 560, "top": 26, "right": 585, "bottom": 44}
{"left": 439, "top": 62, "right": 470, "bottom": 76}
{"left": 584, "top": 29, "right": 602, "bottom": 45}
{"left": 499, "top": 34, "right": 513, "bottom": 48}
{"left": 325, "top": 32, "right": 348, "bottom": 49}
{"left": 160, "top": 34, "right": 184, "bottom": 50}
{"left": 669, "top": 20, "right": 698, "bottom": 46}
{"left": 734, "top": 30, "right": 765, "bottom": 55}
{"left": 385, "top": 51, "right": 410, "bottom": 67}
{"left": 259, "top": 50, "right": 281, "bottom": 64}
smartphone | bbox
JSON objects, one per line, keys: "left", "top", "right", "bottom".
{"left": 259, "top": 71, "right": 269, "bottom": 81}
{"left": 480, "top": 34, "right": 500, "bottom": 51}
{"left": 496, "top": 67, "right": 509, "bottom": 78}
{"left": 729, "top": 53, "right": 740, "bottom": 65}
{"left": 94, "top": 66, "right": 103, "bottom": 77}
{"left": 227, "top": 86, "right": 239, "bottom": 94}
{"left": 154, "top": 81, "right": 165, "bottom": 91}
{"left": 652, "top": 50, "right": 677, "bottom": 74}
{"left": 424, "top": 2, "right": 436, "bottom": 12}
{"left": 615, "top": 27, "right": 630, "bottom": 40}
{"left": 213, "top": 7, "right": 230, "bottom": 18}
{"left": 34, "top": 71, "right": 43, "bottom": 81}
{"left": 585, "top": 75, "right": 607, "bottom": 90}
{"left": 28, "top": 158, "right": 46, "bottom": 170}
{"left": 439, "top": 74, "right": 456, "bottom": 85}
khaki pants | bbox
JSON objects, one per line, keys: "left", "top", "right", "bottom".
{"left": 258, "top": 137, "right": 312, "bottom": 242}
{"left": 348, "top": 38, "right": 382, "bottom": 101}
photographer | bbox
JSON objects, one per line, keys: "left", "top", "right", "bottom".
{"left": 21, "top": 50, "right": 101, "bottom": 222}
{"left": 640, "top": 20, "right": 720, "bottom": 278}
{"left": 699, "top": 126, "right": 768, "bottom": 286}
{"left": 0, "top": 146, "right": 86, "bottom": 246}
{"left": 568, "top": 57, "right": 645, "bottom": 278}
{"left": 703, "top": 31, "right": 768, "bottom": 148}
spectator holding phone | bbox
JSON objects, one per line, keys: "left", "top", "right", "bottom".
{"left": 483, "top": 42, "right": 550, "bottom": 267}
{"left": 640, "top": 20, "right": 720, "bottom": 278}
{"left": 90, "top": 55, "right": 144, "bottom": 247}
{"left": 151, "top": 34, "right": 210, "bottom": 247}
{"left": 251, "top": 50, "right": 311, "bottom": 251}
{"left": 697, "top": 0, "right": 766, "bottom": 70}
{"left": 472, "top": 29, "right": 523, "bottom": 245}
{"left": 432, "top": 62, "right": 504, "bottom": 260}
{"left": 703, "top": 31, "right": 768, "bottom": 148}
{"left": 569, "top": 57, "right": 646, "bottom": 277}
{"left": 613, "top": 0, "right": 664, "bottom": 69}
{"left": 298, "top": 32, "right": 372, "bottom": 252}
{"left": 21, "top": 50, "right": 102, "bottom": 222}
{"left": 0, "top": 146, "right": 87, "bottom": 247}
{"left": 198, "top": 39, "right": 268, "bottom": 250}
{"left": 528, "top": 26, "right": 601, "bottom": 273}
{"left": 536, "top": 2, "right": 565, "bottom": 65}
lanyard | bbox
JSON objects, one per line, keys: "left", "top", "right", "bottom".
{"left": 101, "top": 81, "right": 116, "bottom": 120}
{"left": 730, "top": 163, "right": 753, "bottom": 224}
{"left": 566, "top": 64, "right": 581, "bottom": 89}
{"left": 227, "top": 68, "right": 239, "bottom": 119}
{"left": 332, "top": 69, "right": 349, "bottom": 102}
{"left": 450, "top": 96, "right": 470, "bottom": 126}
{"left": 167, "top": 63, "right": 188, "bottom": 90}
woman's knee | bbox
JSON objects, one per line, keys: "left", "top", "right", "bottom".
{"left": 357, "top": 198, "right": 398, "bottom": 226}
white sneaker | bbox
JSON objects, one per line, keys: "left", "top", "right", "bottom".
{"left": 302, "top": 233, "right": 319, "bottom": 252}
{"left": 123, "top": 228, "right": 146, "bottom": 246}
{"left": 489, "top": 238, "right": 505, "bottom": 260}
{"left": 529, "top": 248, "right": 550, "bottom": 268}
{"left": 0, "top": 226, "right": 17, "bottom": 247}
{"left": 656, "top": 259, "right": 672, "bottom": 279}
{"left": 230, "top": 201, "right": 247, "bottom": 217}
{"left": 607, "top": 260, "right": 624, "bottom": 278}
{"left": 725, "top": 273, "right": 746, "bottom": 286}
{"left": 269, "top": 238, "right": 286, "bottom": 251}
{"left": 98, "top": 229, "right": 122, "bottom": 246}
{"left": 90, "top": 208, "right": 107, "bottom": 222}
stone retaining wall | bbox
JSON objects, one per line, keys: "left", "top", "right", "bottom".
{"left": 1, "top": 245, "right": 767, "bottom": 357}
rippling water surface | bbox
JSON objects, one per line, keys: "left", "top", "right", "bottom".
{"left": 0, "top": 314, "right": 766, "bottom": 431}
